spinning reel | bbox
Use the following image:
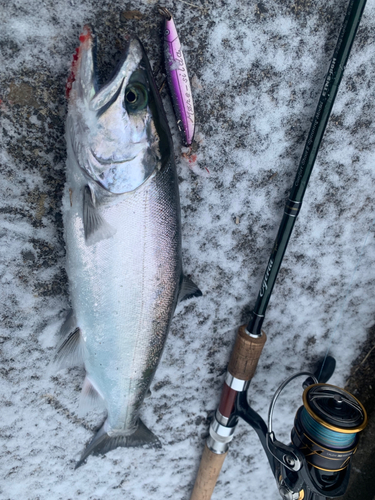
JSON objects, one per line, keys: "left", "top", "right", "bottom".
{"left": 227, "top": 357, "right": 367, "bottom": 500}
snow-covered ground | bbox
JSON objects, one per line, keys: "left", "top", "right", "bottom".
{"left": 1, "top": 0, "right": 374, "bottom": 499}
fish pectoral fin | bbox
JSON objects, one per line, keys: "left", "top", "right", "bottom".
{"left": 178, "top": 275, "right": 202, "bottom": 302}
{"left": 53, "top": 327, "right": 84, "bottom": 370}
{"left": 78, "top": 376, "right": 106, "bottom": 416}
{"left": 75, "top": 419, "right": 161, "bottom": 468}
{"left": 83, "top": 185, "right": 116, "bottom": 245}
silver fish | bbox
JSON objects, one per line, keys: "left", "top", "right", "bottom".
{"left": 59, "top": 25, "right": 200, "bottom": 467}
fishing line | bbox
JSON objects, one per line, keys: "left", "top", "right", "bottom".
{"left": 318, "top": 215, "right": 375, "bottom": 381}
{"left": 299, "top": 407, "right": 356, "bottom": 448}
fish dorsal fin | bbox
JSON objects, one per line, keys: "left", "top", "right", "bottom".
{"left": 83, "top": 185, "right": 116, "bottom": 245}
{"left": 78, "top": 376, "right": 106, "bottom": 416}
{"left": 178, "top": 275, "right": 202, "bottom": 302}
{"left": 53, "top": 327, "right": 84, "bottom": 370}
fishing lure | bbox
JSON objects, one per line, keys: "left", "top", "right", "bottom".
{"left": 159, "top": 6, "right": 195, "bottom": 146}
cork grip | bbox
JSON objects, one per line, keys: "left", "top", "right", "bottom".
{"left": 190, "top": 444, "right": 227, "bottom": 500}
{"left": 227, "top": 325, "right": 267, "bottom": 380}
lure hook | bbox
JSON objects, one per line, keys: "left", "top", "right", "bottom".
{"left": 158, "top": 6, "right": 172, "bottom": 20}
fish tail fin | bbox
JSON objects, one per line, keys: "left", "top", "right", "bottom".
{"left": 75, "top": 419, "right": 161, "bottom": 468}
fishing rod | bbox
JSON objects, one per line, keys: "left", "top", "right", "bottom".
{"left": 189, "top": 1, "right": 368, "bottom": 499}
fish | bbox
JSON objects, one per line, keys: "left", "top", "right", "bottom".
{"left": 59, "top": 25, "right": 201, "bottom": 467}
{"left": 158, "top": 7, "right": 195, "bottom": 146}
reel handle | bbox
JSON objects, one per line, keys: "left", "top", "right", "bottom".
{"left": 302, "top": 355, "right": 336, "bottom": 388}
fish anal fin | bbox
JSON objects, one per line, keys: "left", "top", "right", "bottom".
{"left": 83, "top": 185, "right": 116, "bottom": 245}
{"left": 78, "top": 376, "right": 106, "bottom": 416}
{"left": 75, "top": 419, "right": 161, "bottom": 468}
{"left": 178, "top": 275, "right": 202, "bottom": 302}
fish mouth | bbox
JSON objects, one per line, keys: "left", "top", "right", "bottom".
{"left": 90, "top": 149, "right": 137, "bottom": 165}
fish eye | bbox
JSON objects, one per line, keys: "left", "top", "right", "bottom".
{"left": 125, "top": 83, "right": 148, "bottom": 113}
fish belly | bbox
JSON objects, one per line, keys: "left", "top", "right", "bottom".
{"left": 63, "top": 160, "right": 181, "bottom": 433}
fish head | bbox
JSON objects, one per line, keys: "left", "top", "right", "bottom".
{"left": 66, "top": 26, "right": 172, "bottom": 194}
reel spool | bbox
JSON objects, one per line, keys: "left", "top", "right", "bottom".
{"left": 291, "top": 384, "right": 367, "bottom": 473}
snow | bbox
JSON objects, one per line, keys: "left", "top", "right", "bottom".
{"left": 1, "top": 0, "right": 375, "bottom": 499}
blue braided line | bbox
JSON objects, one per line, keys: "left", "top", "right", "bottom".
{"left": 301, "top": 408, "right": 356, "bottom": 449}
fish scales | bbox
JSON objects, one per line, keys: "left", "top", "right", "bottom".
{"left": 64, "top": 159, "right": 181, "bottom": 431}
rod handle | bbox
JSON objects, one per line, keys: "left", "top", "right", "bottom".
{"left": 190, "top": 444, "right": 227, "bottom": 500}
{"left": 228, "top": 325, "right": 267, "bottom": 380}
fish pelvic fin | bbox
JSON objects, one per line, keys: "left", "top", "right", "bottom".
{"left": 75, "top": 419, "right": 161, "bottom": 468}
{"left": 178, "top": 275, "right": 202, "bottom": 302}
